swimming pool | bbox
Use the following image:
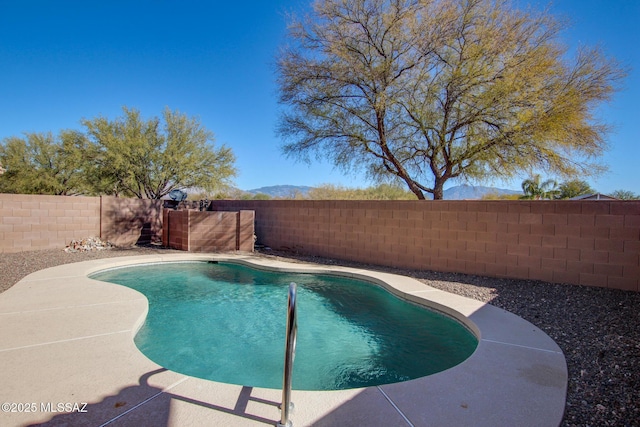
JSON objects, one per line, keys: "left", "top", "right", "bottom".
{"left": 91, "top": 261, "right": 478, "bottom": 391}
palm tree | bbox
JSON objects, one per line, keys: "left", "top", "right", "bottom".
{"left": 521, "top": 175, "right": 559, "bottom": 200}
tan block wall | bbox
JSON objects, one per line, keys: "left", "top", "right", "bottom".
{"left": 190, "top": 211, "right": 237, "bottom": 252}
{"left": 0, "top": 194, "right": 163, "bottom": 253}
{"left": 212, "top": 200, "right": 640, "bottom": 292}
{"left": 0, "top": 194, "right": 101, "bottom": 253}
{"left": 162, "top": 209, "right": 170, "bottom": 248}
{"left": 164, "top": 209, "right": 190, "bottom": 250}
{"left": 100, "top": 196, "right": 163, "bottom": 246}
{"left": 1, "top": 193, "right": 636, "bottom": 291}
{"left": 238, "top": 211, "right": 256, "bottom": 252}
{"left": 162, "top": 209, "right": 255, "bottom": 252}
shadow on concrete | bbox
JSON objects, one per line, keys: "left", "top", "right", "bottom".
{"left": 308, "top": 387, "right": 411, "bottom": 427}
{"left": 29, "top": 368, "right": 279, "bottom": 426}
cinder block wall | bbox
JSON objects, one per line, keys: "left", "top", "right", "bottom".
{"left": 164, "top": 209, "right": 189, "bottom": 250}
{"left": 190, "top": 211, "right": 237, "bottom": 252}
{"left": 100, "top": 196, "right": 163, "bottom": 246}
{"left": 212, "top": 200, "right": 640, "bottom": 292}
{"left": 0, "top": 194, "right": 101, "bottom": 253}
{"left": 2, "top": 194, "right": 637, "bottom": 291}
{"left": 237, "top": 210, "right": 256, "bottom": 252}
{"left": 0, "top": 194, "right": 163, "bottom": 252}
{"left": 163, "top": 209, "right": 255, "bottom": 252}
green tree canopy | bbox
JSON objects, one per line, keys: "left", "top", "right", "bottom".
{"left": 276, "top": 0, "right": 626, "bottom": 199}
{"left": 0, "top": 131, "right": 86, "bottom": 195}
{"left": 556, "top": 179, "right": 595, "bottom": 199}
{"left": 306, "top": 183, "right": 414, "bottom": 200}
{"left": 0, "top": 107, "right": 236, "bottom": 198}
{"left": 611, "top": 190, "right": 640, "bottom": 200}
{"left": 80, "top": 107, "right": 237, "bottom": 199}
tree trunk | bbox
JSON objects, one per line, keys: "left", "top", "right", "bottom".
{"left": 409, "top": 183, "right": 426, "bottom": 200}
{"left": 433, "top": 180, "right": 445, "bottom": 200}
{"left": 401, "top": 177, "right": 426, "bottom": 200}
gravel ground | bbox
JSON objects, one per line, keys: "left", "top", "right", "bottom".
{"left": 1, "top": 246, "right": 638, "bottom": 427}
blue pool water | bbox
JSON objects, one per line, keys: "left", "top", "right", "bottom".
{"left": 91, "top": 262, "right": 477, "bottom": 391}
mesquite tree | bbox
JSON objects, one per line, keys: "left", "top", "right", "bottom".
{"left": 0, "top": 131, "right": 88, "bottom": 195}
{"left": 81, "top": 107, "right": 237, "bottom": 199}
{"left": 276, "top": 0, "right": 626, "bottom": 199}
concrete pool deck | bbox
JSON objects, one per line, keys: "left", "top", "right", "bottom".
{"left": 0, "top": 253, "right": 567, "bottom": 426}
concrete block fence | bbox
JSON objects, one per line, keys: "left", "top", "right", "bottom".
{"left": 162, "top": 209, "right": 255, "bottom": 252}
{"left": 0, "top": 193, "right": 254, "bottom": 255}
{"left": 101, "top": 196, "right": 163, "bottom": 247}
{"left": 211, "top": 199, "right": 640, "bottom": 292}
{"left": 1, "top": 194, "right": 637, "bottom": 291}
{"left": 0, "top": 194, "right": 102, "bottom": 253}
{"left": 0, "top": 194, "right": 164, "bottom": 252}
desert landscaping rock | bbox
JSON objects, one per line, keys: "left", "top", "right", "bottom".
{"left": 64, "top": 236, "right": 115, "bottom": 253}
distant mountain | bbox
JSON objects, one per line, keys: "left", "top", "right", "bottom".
{"left": 246, "top": 185, "right": 313, "bottom": 198}
{"left": 443, "top": 184, "right": 521, "bottom": 200}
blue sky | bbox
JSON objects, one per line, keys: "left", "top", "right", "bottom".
{"left": 0, "top": 0, "right": 637, "bottom": 194}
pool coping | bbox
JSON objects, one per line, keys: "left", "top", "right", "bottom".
{"left": 0, "top": 253, "right": 567, "bottom": 426}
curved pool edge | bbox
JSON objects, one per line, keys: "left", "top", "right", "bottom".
{"left": 0, "top": 253, "right": 567, "bottom": 427}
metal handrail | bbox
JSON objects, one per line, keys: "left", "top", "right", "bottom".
{"left": 277, "top": 282, "right": 297, "bottom": 427}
